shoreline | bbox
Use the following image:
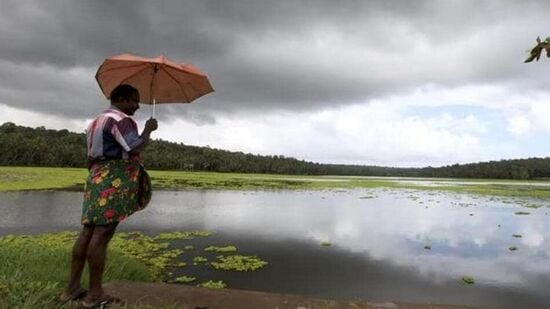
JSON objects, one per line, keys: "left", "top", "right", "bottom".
{"left": 102, "top": 281, "right": 474, "bottom": 309}
{"left": 2, "top": 166, "right": 550, "bottom": 198}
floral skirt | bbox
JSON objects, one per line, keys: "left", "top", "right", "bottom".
{"left": 81, "top": 160, "right": 151, "bottom": 225}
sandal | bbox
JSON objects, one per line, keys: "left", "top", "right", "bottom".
{"left": 81, "top": 295, "right": 121, "bottom": 308}
{"left": 59, "top": 288, "right": 88, "bottom": 305}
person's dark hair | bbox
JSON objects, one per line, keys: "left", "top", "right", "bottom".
{"left": 110, "top": 84, "right": 139, "bottom": 104}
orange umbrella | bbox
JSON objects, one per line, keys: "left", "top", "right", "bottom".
{"left": 95, "top": 53, "right": 214, "bottom": 117}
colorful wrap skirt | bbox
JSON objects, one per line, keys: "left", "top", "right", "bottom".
{"left": 81, "top": 159, "right": 151, "bottom": 225}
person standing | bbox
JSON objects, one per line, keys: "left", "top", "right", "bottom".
{"left": 59, "top": 84, "right": 158, "bottom": 308}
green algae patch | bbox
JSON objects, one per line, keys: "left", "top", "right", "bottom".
{"left": 193, "top": 256, "right": 208, "bottom": 265}
{"left": 197, "top": 280, "right": 227, "bottom": 289}
{"left": 321, "top": 241, "right": 332, "bottom": 247}
{"left": 205, "top": 245, "right": 238, "bottom": 253}
{"left": 172, "top": 276, "right": 196, "bottom": 284}
{"left": 211, "top": 255, "right": 268, "bottom": 271}
{"left": 183, "top": 245, "right": 195, "bottom": 251}
{"left": 110, "top": 232, "right": 184, "bottom": 280}
{"left": 462, "top": 276, "right": 475, "bottom": 284}
{"left": 154, "top": 231, "right": 213, "bottom": 241}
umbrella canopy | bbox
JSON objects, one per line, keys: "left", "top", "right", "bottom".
{"left": 95, "top": 53, "right": 214, "bottom": 105}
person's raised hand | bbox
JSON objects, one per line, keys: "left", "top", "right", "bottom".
{"left": 145, "top": 117, "right": 158, "bottom": 132}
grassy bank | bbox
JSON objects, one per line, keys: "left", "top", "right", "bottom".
{"left": 0, "top": 232, "right": 152, "bottom": 307}
{"left": 1, "top": 166, "right": 550, "bottom": 198}
{"left": 0, "top": 231, "right": 228, "bottom": 308}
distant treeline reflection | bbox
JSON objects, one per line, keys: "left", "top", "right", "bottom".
{"left": 1, "top": 122, "right": 548, "bottom": 180}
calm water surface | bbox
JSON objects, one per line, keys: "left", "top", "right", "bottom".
{"left": 1, "top": 188, "right": 550, "bottom": 308}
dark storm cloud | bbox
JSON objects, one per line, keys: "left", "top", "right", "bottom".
{"left": 1, "top": 0, "right": 550, "bottom": 120}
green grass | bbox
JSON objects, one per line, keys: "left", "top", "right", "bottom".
{"left": 0, "top": 166, "right": 87, "bottom": 191}
{"left": 0, "top": 232, "right": 153, "bottom": 308}
{"left": 2, "top": 166, "right": 550, "bottom": 198}
{"left": 0, "top": 230, "right": 215, "bottom": 308}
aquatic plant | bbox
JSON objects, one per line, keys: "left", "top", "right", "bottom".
{"left": 462, "top": 276, "right": 475, "bottom": 284}
{"left": 110, "top": 232, "right": 184, "bottom": 279}
{"left": 509, "top": 246, "right": 518, "bottom": 251}
{"left": 154, "top": 231, "right": 213, "bottom": 241}
{"left": 211, "top": 255, "right": 268, "bottom": 271}
{"left": 512, "top": 234, "right": 522, "bottom": 238}
{"left": 204, "top": 245, "right": 238, "bottom": 253}
{"left": 172, "top": 276, "right": 196, "bottom": 284}
{"left": 183, "top": 245, "right": 195, "bottom": 251}
{"left": 514, "top": 211, "right": 531, "bottom": 215}
{"left": 192, "top": 256, "right": 208, "bottom": 264}
{"left": 321, "top": 241, "right": 332, "bottom": 247}
{"left": 197, "top": 280, "right": 227, "bottom": 289}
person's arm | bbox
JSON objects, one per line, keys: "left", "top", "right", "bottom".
{"left": 110, "top": 117, "right": 158, "bottom": 155}
{"left": 129, "top": 118, "right": 158, "bottom": 154}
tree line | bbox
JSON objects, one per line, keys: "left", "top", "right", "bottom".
{"left": 1, "top": 122, "right": 549, "bottom": 180}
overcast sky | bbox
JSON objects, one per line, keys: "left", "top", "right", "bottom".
{"left": 1, "top": 0, "right": 550, "bottom": 167}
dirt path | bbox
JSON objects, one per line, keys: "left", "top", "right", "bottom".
{"left": 102, "top": 281, "right": 474, "bottom": 309}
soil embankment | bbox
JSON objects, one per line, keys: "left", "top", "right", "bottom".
{"left": 104, "top": 281, "right": 473, "bottom": 309}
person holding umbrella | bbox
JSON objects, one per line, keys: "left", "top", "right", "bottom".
{"left": 59, "top": 54, "right": 213, "bottom": 307}
{"left": 59, "top": 84, "right": 157, "bottom": 307}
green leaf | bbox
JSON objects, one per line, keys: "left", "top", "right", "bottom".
{"left": 462, "top": 276, "right": 475, "bottom": 284}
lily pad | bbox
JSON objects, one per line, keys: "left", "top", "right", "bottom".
{"left": 173, "top": 275, "right": 196, "bottom": 283}
{"left": 204, "top": 245, "right": 237, "bottom": 253}
{"left": 192, "top": 256, "right": 208, "bottom": 264}
{"left": 321, "top": 241, "right": 332, "bottom": 247}
{"left": 197, "top": 280, "right": 226, "bottom": 289}
{"left": 154, "top": 231, "right": 213, "bottom": 241}
{"left": 211, "top": 255, "right": 268, "bottom": 271}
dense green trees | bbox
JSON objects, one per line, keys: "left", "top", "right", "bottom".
{"left": 1, "top": 122, "right": 550, "bottom": 179}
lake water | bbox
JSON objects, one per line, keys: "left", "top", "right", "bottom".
{"left": 1, "top": 188, "right": 550, "bottom": 308}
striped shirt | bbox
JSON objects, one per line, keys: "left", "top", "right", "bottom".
{"left": 86, "top": 107, "right": 143, "bottom": 164}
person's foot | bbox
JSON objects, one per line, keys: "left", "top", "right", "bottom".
{"left": 81, "top": 294, "right": 121, "bottom": 308}
{"left": 58, "top": 287, "right": 87, "bottom": 304}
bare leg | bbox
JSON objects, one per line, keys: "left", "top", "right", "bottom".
{"left": 84, "top": 222, "right": 118, "bottom": 301}
{"left": 60, "top": 225, "right": 94, "bottom": 301}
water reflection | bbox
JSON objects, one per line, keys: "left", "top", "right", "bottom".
{"left": 0, "top": 189, "right": 549, "bottom": 307}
